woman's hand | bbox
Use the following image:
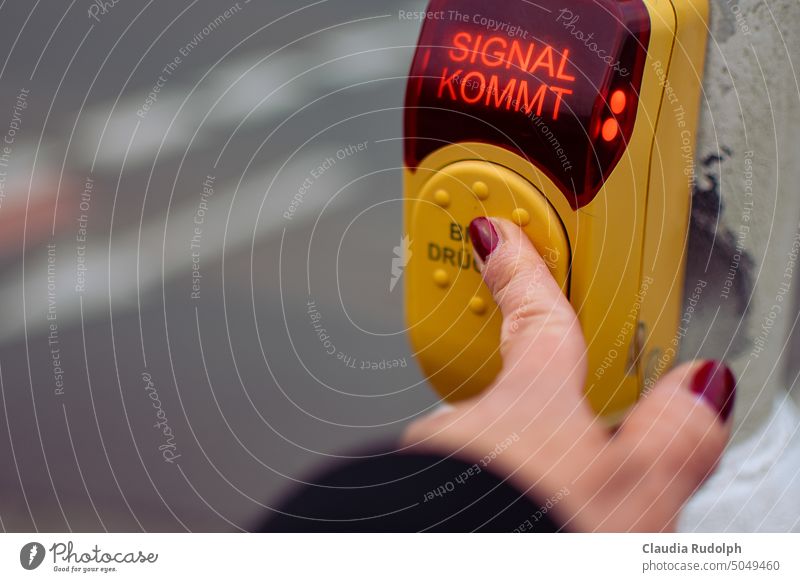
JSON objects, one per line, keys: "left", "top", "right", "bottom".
{"left": 404, "top": 217, "right": 735, "bottom": 532}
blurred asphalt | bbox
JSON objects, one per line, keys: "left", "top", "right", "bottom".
{"left": 0, "top": 0, "right": 438, "bottom": 531}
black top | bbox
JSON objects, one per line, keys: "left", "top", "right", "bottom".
{"left": 259, "top": 451, "right": 562, "bottom": 532}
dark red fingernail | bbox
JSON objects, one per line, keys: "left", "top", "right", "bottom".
{"left": 469, "top": 217, "right": 500, "bottom": 262}
{"left": 691, "top": 361, "right": 736, "bottom": 422}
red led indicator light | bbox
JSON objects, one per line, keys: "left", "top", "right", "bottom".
{"left": 610, "top": 90, "right": 627, "bottom": 114}
{"left": 601, "top": 118, "right": 619, "bottom": 142}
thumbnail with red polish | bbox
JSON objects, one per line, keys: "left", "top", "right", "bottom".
{"left": 691, "top": 361, "right": 736, "bottom": 422}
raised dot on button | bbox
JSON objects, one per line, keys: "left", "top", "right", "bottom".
{"left": 511, "top": 208, "right": 530, "bottom": 227}
{"left": 472, "top": 181, "right": 489, "bottom": 200}
{"left": 469, "top": 296, "right": 486, "bottom": 315}
{"left": 433, "top": 269, "right": 450, "bottom": 288}
{"left": 434, "top": 189, "right": 450, "bottom": 207}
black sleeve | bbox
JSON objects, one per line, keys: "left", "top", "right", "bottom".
{"left": 258, "top": 451, "right": 564, "bottom": 532}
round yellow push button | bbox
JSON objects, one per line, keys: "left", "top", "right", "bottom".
{"left": 408, "top": 160, "right": 571, "bottom": 403}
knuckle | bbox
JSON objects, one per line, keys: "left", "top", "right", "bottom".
{"left": 484, "top": 246, "right": 528, "bottom": 293}
{"left": 486, "top": 261, "right": 516, "bottom": 305}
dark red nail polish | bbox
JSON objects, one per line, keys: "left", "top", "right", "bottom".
{"left": 691, "top": 361, "right": 736, "bottom": 422}
{"left": 469, "top": 217, "right": 500, "bottom": 262}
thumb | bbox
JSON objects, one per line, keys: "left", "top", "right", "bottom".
{"left": 469, "top": 217, "right": 586, "bottom": 388}
{"left": 614, "top": 360, "right": 735, "bottom": 521}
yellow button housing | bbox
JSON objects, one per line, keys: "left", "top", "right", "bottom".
{"left": 406, "top": 161, "right": 570, "bottom": 400}
{"left": 404, "top": 0, "right": 709, "bottom": 417}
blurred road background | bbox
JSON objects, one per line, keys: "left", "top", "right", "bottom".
{"left": 0, "top": 0, "right": 437, "bottom": 531}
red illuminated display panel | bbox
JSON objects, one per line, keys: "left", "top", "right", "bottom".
{"left": 405, "top": 0, "right": 651, "bottom": 208}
